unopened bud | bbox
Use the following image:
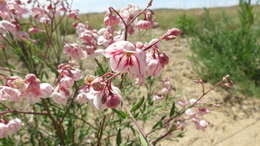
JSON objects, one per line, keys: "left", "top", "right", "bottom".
{"left": 162, "top": 28, "right": 182, "bottom": 41}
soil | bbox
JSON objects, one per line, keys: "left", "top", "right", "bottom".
{"left": 158, "top": 37, "right": 260, "bottom": 146}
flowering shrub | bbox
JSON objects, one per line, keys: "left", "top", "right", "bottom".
{"left": 0, "top": 0, "right": 231, "bottom": 145}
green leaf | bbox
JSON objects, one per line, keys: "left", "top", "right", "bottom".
{"left": 5, "top": 63, "right": 16, "bottom": 70}
{"left": 131, "top": 97, "right": 145, "bottom": 112}
{"left": 116, "top": 129, "right": 122, "bottom": 146}
{"left": 112, "top": 109, "right": 128, "bottom": 119}
{"left": 152, "top": 115, "right": 167, "bottom": 129}
{"left": 139, "top": 133, "right": 149, "bottom": 146}
{"left": 169, "top": 102, "right": 176, "bottom": 117}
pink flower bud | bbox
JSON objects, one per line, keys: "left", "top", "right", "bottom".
{"left": 24, "top": 74, "right": 41, "bottom": 97}
{"left": 185, "top": 108, "right": 195, "bottom": 116}
{"left": 162, "top": 28, "right": 182, "bottom": 40}
{"left": 136, "top": 20, "right": 153, "bottom": 30}
{"left": 105, "top": 94, "right": 121, "bottom": 108}
{"left": 28, "top": 27, "right": 41, "bottom": 34}
{"left": 159, "top": 52, "right": 169, "bottom": 66}
{"left": 64, "top": 43, "right": 86, "bottom": 59}
{"left": 193, "top": 119, "right": 208, "bottom": 130}
{"left": 0, "top": 86, "right": 21, "bottom": 101}
{"left": 104, "top": 15, "right": 120, "bottom": 26}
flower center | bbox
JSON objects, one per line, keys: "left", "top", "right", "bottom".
{"left": 125, "top": 52, "right": 134, "bottom": 57}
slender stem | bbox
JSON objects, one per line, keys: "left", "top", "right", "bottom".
{"left": 126, "top": 0, "right": 153, "bottom": 26}
{"left": 2, "top": 47, "right": 13, "bottom": 75}
{"left": 97, "top": 115, "right": 106, "bottom": 146}
{"left": 124, "top": 103, "right": 151, "bottom": 145}
{"left": 119, "top": 73, "right": 126, "bottom": 89}
{"left": 60, "top": 84, "right": 79, "bottom": 123}
{"left": 95, "top": 58, "right": 105, "bottom": 74}
{"left": 151, "top": 127, "right": 174, "bottom": 145}
{"left": 0, "top": 110, "right": 48, "bottom": 116}
{"left": 109, "top": 7, "right": 128, "bottom": 40}
{"left": 109, "top": 7, "right": 127, "bottom": 27}
{"left": 42, "top": 100, "right": 65, "bottom": 145}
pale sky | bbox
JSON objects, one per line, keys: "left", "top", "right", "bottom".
{"left": 71, "top": 0, "right": 259, "bottom": 13}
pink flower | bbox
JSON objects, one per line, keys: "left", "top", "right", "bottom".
{"left": 105, "top": 87, "right": 121, "bottom": 108}
{"left": 0, "top": 118, "right": 22, "bottom": 138}
{"left": 105, "top": 41, "right": 146, "bottom": 81}
{"left": 104, "top": 13, "right": 120, "bottom": 26}
{"left": 145, "top": 41, "right": 169, "bottom": 77}
{"left": 136, "top": 20, "right": 153, "bottom": 30}
{"left": 70, "top": 68, "right": 82, "bottom": 81}
{"left": 0, "top": 122, "right": 8, "bottom": 138}
{"left": 68, "top": 10, "right": 79, "bottom": 19}
{"left": 152, "top": 94, "right": 164, "bottom": 101}
{"left": 64, "top": 43, "right": 86, "bottom": 59}
{"left": 193, "top": 119, "right": 208, "bottom": 130}
{"left": 51, "top": 87, "right": 69, "bottom": 105}
{"left": 39, "top": 83, "right": 54, "bottom": 98}
{"left": 88, "top": 85, "right": 121, "bottom": 109}
{"left": 97, "top": 27, "right": 114, "bottom": 47}
{"left": 7, "top": 118, "right": 22, "bottom": 134}
{"left": 28, "top": 27, "right": 41, "bottom": 34}
{"left": 0, "top": 20, "right": 17, "bottom": 34}
{"left": 158, "top": 79, "right": 172, "bottom": 95}
{"left": 0, "top": 86, "right": 21, "bottom": 102}
{"left": 57, "top": 64, "right": 82, "bottom": 81}
{"left": 185, "top": 108, "right": 196, "bottom": 116}
{"left": 119, "top": 4, "right": 139, "bottom": 23}
{"left": 78, "top": 76, "right": 122, "bottom": 109}
{"left": 75, "top": 92, "right": 88, "bottom": 104}
{"left": 59, "top": 76, "right": 74, "bottom": 89}
{"left": 24, "top": 74, "right": 41, "bottom": 97}
{"left": 39, "top": 17, "right": 51, "bottom": 24}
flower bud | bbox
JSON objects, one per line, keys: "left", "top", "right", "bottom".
{"left": 162, "top": 28, "right": 182, "bottom": 40}
{"left": 105, "top": 94, "right": 121, "bottom": 108}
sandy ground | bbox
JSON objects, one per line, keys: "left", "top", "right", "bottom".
{"left": 158, "top": 37, "right": 260, "bottom": 146}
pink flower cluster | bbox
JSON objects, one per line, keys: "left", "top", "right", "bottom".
{"left": 153, "top": 79, "right": 173, "bottom": 100}
{"left": 0, "top": 0, "right": 77, "bottom": 41}
{"left": 51, "top": 64, "right": 81, "bottom": 105}
{"left": 103, "top": 30, "right": 180, "bottom": 84}
{"left": 0, "top": 118, "right": 22, "bottom": 138}
{"left": 0, "top": 74, "right": 53, "bottom": 104}
{"left": 76, "top": 75, "right": 121, "bottom": 109}
{"left": 177, "top": 99, "right": 210, "bottom": 130}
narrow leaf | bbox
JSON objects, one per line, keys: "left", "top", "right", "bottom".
{"left": 112, "top": 109, "right": 128, "bottom": 119}
{"left": 116, "top": 129, "right": 122, "bottom": 146}
{"left": 131, "top": 97, "right": 145, "bottom": 112}
{"left": 169, "top": 102, "right": 176, "bottom": 117}
{"left": 139, "top": 133, "right": 148, "bottom": 146}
